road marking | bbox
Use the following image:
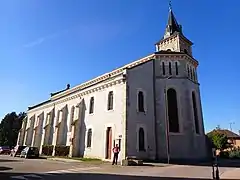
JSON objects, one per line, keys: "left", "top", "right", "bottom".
{"left": 24, "top": 174, "right": 43, "bottom": 179}
{"left": 46, "top": 166, "right": 100, "bottom": 174}
{"left": 10, "top": 166, "right": 100, "bottom": 179}
{"left": 10, "top": 176, "right": 28, "bottom": 180}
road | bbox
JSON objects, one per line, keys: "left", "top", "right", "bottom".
{"left": 0, "top": 155, "right": 239, "bottom": 180}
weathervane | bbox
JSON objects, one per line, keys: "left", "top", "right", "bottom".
{"left": 169, "top": 0, "right": 172, "bottom": 11}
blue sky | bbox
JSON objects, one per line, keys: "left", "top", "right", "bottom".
{"left": 0, "top": 0, "right": 239, "bottom": 133}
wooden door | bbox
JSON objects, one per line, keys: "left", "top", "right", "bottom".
{"left": 106, "top": 127, "right": 112, "bottom": 159}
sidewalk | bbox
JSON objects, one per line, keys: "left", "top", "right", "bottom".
{"left": 221, "top": 168, "right": 240, "bottom": 179}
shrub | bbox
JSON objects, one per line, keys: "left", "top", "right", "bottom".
{"left": 219, "top": 151, "right": 229, "bottom": 158}
{"left": 54, "top": 145, "right": 70, "bottom": 156}
{"left": 229, "top": 149, "right": 240, "bottom": 159}
{"left": 41, "top": 145, "right": 54, "bottom": 156}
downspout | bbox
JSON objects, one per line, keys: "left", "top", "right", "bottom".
{"left": 152, "top": 59, "right": 159, "bottom": 160}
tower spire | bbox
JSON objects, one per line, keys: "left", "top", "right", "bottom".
{"left": 164, "top": 1, "right": 182, "bottom": 39}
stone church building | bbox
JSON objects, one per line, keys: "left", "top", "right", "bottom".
{"left": 17, "top": 7, "right": 207, "bottom": 162}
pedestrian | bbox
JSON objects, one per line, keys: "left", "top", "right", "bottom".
{"left": 112, "top": 144, "right": 120, "bottom": 165}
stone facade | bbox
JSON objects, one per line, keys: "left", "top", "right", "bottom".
{"left": 17, "top": 8, "right": 208, "bottom": 162}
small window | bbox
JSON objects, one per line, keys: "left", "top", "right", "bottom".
{"left": 167, "top": 49, "right": 171, "bottom": 52}
{"left": 184, "top": 49, "right": 188, "bottom": 54}
{"left": 190, "top": 68, "right": 193, "bottom": 79}
{"left": 162, "top": 62, "right": 165, "bottom": 75}
{"left": 138, "top": 91, "right": 145, "bottom": 112}
{"left": 107, "top": 91, "right": 114, "bottom": 110}
{"left": 87, "top": 129, "right": 92, "bottom": 148}
{"left": 175, "top": 62, "right": 178, "bottom": 75}
{"left": 187, "top": 65, "right": 190, "bottom": 77}
{"left": 89, "top": 97, "right": 94, "bottom": 114}
{"left": 169, "top": 62, "right": 172, "bottom": 75}
{"left": 192, "top": 69, "right": 195, "bottom": 81}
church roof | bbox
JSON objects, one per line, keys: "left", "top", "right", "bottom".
{"left": 166, "top": 9, "right": 182, "bottom": 36}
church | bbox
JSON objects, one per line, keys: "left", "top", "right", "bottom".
{"left": 17, "top": 6, "right": 208, "bottom": 162}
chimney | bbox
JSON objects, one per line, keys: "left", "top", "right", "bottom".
{"left": 66, "top": 84, "right": 70, "bottom": 90}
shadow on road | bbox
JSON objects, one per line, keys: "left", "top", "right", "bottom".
{"left": 0, "top": 172, "right": 239, "bottom": 180}
{"left": 145, "top": 159, "right": 240, "bottom": 168}
{"left": 0, "top": 166, "right": 12, "bottom": 171}
{"left": 0, "top": 158, "right": 21, "bottom": 163}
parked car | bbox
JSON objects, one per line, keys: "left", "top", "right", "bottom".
{"left": 20, "top": 147, "right": 39, "bottom": 159}
{"left": 10, "top": 145, "right": 27, "bottom": 157}
{"left": 0, "top": 146, "right": 11, "bottom": 155}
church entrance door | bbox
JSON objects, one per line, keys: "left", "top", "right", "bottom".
{"left": 106, "top": 127, "right": 112, "bottom": 159}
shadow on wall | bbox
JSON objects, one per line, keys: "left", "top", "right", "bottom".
{"left": 1, "top": 172, "right": 239, "bottom": 180}
{"left": 79, "top": 99, "right": 86, "bottom": 157}
{"left": 62, "top": 105, "right": 69, "bottom": 145}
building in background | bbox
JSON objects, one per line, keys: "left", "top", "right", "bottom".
{"left": 17, "top": 6, "right": 207, "bottom": 162}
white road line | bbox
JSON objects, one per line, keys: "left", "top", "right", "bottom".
{"left": 10, "top": 176, "right": 28, "bottom": 180}
{"left": 24, "top": 174, "right": 43, "bottom": 179}
{"left": 45, "top": 166, "right": 100, "bottom": 174}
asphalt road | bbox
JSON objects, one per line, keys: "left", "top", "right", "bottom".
{"left": 0, "top": 155, "right": 238, "bottom": 180}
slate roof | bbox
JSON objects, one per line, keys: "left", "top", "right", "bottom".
{"left": 208, "top": 129, "right": 240, "bottom": 139}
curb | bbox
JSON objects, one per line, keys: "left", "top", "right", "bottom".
{"left": 47, "top": 157, "right": 83, "bottom": 163}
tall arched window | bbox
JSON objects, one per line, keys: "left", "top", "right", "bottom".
{"left": 89, "top": 97, "right": 94, "bottom": 114}
{"left": 107, "top": 91, "right": 114, "bottom": 110}
{"left": 169, "top": 62, "right": 172, "bottom": 75}
{"left": 138, "top": 91, "right": 145, "bottom": 112}
{"left": 162, "top": 62, "right": 165, "bottom": 75}
{"left": 167, "top": 88, "right": 179, "bottom": 133}
{"left": 192, "top": 92, "right": 200, "bottom": 134}
{"left": 139, "top": 128, "right": 145, "bottom": 151}
{"left": 87, "top": 128, "right": 92, "bottom": 147}
{"left": 187, "top": 65, "right": 190, "bottom": 77}
{"left": 175, "top": 62, "right": 179, "bottom": 75}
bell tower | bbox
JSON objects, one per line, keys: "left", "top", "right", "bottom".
{"left": 155, "top": 4, "right": 193, "bottom": 56}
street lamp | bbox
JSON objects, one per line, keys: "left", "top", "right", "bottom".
{"left": 164, "top": 76, "right": 172, "bottom": 164}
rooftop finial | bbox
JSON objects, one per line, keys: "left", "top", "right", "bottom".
{"left": 169, "top": 0, "right": 172, "bottom": 11}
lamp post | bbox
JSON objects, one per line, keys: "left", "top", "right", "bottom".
{"left": 164, "top": 76, "right": 172, "bottom": 164}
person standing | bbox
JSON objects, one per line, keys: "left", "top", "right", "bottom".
{"left": 112, "top": 144, "right": 120, "bottom": 165}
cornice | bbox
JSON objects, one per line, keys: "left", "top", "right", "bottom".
{"left": 154, "top": 53, "right": 198, "bottom": 67}
{"left": 27, "top": 78, "right": 126, "bottom": 113}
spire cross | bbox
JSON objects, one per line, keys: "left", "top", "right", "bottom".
{"left": 169, "top": 0, "right": 172, "bottom": 11}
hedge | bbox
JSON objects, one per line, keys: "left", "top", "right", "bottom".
{"left": 41, "top": 145, "right": 54, "bottom": 156}
{"left": 54, "top": 145, "right": 70, "bottom": 156}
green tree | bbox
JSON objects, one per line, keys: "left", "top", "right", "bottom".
{"left": 0, "top": 112, "right": 26, "bottom": 147}
{"left": 207, "top": 130, "right": 230, "bottom": 150}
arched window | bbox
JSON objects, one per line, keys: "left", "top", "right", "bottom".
{"left": 139, "top": 128, "right": 145, "bottom": 151}
{"left": 107, "top": 91, "right": 114, "bottom": 110}
{"left": 87, "top": 129, "right": 92, "bottom": 147}
{"left": 192, "top": 69, "right": 196, "bottom": 81}
{"left": 69, "top": 106, "right": 75, "bottom": 131}
{"left": 89, "top": 97, "right": 94, "bottom": 114}
{"left": 187, "top": 65, "right": 190, "bottom": 77}
{"left": 190, "top": 68, "right": 193, "bottom": 79}
{"left": 175, "top": 62, "right": 179, "bottom": 75}
{"left": 162, "top": 62, "right": 165, "bottom": 75}
{"left": 192, "top": 92, "right": 200, "bottom": 134}
{"left": 138, "top": 91, "right": 145, "bottom": 112}
{"left": 167, "top": 88, "right": 179, "bottom": 133}
{"left": 169, "top": 62, "right": 172, "bottom": 75}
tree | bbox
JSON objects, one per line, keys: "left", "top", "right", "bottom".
{"left": 0, "top": 112, "right": 26, "bottom": 147}
{"left": 207, "top": 130, "right": 230, "bottom": 151}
